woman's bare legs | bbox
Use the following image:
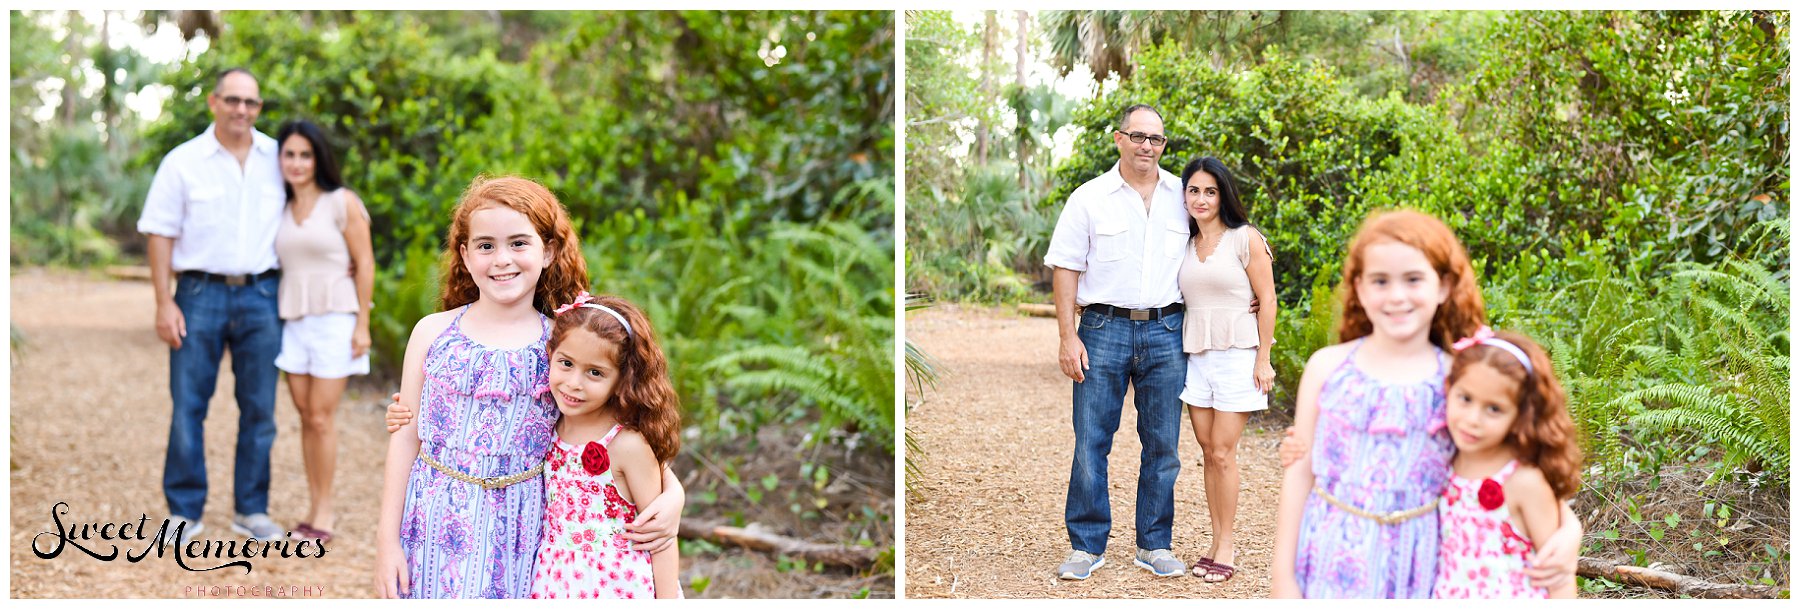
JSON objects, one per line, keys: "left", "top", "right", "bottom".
{"left": 1188, "top": 406, "right": 1250, "bottom": 576}
{"left": 288, "top": 373, "right": 346, "bottom": 531}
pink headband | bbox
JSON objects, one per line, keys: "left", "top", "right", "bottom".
{"left": 552, "top": 291, "right": 633, "bottom": 338}
{"left": 1451, "top": 325, "right": 1532, "bottom": 374}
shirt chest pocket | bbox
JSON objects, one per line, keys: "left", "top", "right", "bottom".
{"left": 186, "top": 187, "right": 227, "bottom": 229}
{"left": 1094, "top": 221, "right": 1129, "bottom": 262}
{"left": 1162, "top": 218, "right": 1191, "bottom": 259}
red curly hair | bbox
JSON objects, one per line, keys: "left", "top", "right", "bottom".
{"left": 1337, "top": 209, "right": 1486, "bottom": 350}
{"left": 1447, "top": 330, "right": 1583, "bottom": 499}
{"left": 547, "top": 294, "right": 682, "bottom": 464}
{"left": 439, "top": 176, "right": 589, "bottom": 316}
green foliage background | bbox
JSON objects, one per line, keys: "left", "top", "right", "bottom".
{"left": 908, "top": 11, "right": 1789, "bottom": 585}
{"left": 14, "top": 12, "right": 897, "bottom": 566}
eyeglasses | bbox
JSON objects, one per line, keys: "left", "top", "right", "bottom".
{"left": 1116, "top": 130, "right": 1168, "bottom": 147}
{"left": 216, "top": 95, "right": 263, "bottom": 110}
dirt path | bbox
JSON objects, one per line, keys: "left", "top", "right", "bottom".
{"left": 10, "top": 269, "right": 395, "bottom": 598}
{"left": 11, "top": 269, "right": 889, "bottom": 599}
{"left": 904, "top": 305, "right": 1286, "bottom": 599}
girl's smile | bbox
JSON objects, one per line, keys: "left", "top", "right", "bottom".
{"left": 1446, "top": 362, "right": 1521, "bottom": 456}
{"left": 1355, "top": 241, "right": 1449, "bottom": 342}
{"left": 460, "top": 206, "right": 549, "bottom": 307}
{"left": 548, "top": 327, "right": 622, "bottom": 420}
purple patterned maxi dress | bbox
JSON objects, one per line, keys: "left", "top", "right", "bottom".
{"left": 1294, "top": 338, "right": 1454, "bottom": 598}
{"left": 399, "top": 306, "right": 558, "bottom": 598}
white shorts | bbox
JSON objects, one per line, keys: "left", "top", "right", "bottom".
{"left": 275, "top": 312, "right": 369, "bottom": 379}
{"left": 1180, "top": 348, "right": 1268, "bottom": 412}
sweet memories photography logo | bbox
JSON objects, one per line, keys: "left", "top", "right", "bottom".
{"left": 32, "top": 502, "right": 330, "bottom": 574}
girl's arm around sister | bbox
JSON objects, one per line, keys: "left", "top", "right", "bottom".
{"left": 382, "top": 392, "right": 687, "bottom": 550}
{"left": 612, "top": 429, "right": 682, "bottom": 598}
{"left": 1508, "top": 465, "right": 1576, "bottom": 598}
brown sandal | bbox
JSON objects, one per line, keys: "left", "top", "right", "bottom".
{"left": 290, "top": 522, "right": 334, "bottom": 544}
{"left": 1189, "top": 557, "right": 1215, "bottom": 577}
{"left": 1199, "top": 561, "right": 1235, "bottom": 583}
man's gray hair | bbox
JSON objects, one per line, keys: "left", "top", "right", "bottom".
{"left": 215, "top": 67, "right": 256, "bottom": 90}
{"left": 1117, "top": 103, "right": 1162, "bottom": 130}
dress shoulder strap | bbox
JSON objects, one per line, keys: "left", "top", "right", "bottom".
{"left": 599, "top": 424, "right": 626, "bottom": 446}
{"left": 1329, "top": 337, "right": 1367, "bottom": 376}
{"left": 1491, "top": 459, "right": 1521, "bottom": 483}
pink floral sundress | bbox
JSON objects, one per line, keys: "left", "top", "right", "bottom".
{"left": 1432, "top": 460, "right": 1547, "bottom": 598}
{"left": 528, "top": 424, "right": 655, "bottom": 599}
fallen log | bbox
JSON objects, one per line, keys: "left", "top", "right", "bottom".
{"left": 1578, "top": 556, "right": 1782, "bottom": 599}
{"left": 1017, "top": 303, "right": 1056, "bottom": 317}
{"left": 105, "top": 266, "right": 152, "bottom": 281}
{"left": 679, "top": 519, "right": 880, "bottom": 570}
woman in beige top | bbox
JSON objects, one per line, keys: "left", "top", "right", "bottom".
{"left": 272, "top": 119, "right": 374, "bottom": 543}
{"left": 1175, "top": 156, "right": 1276, "bottom": 583}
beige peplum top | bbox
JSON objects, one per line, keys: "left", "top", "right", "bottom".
{"left": 274, "top": 188, "right": 366, "bottom": 320}
{"left": 1176, "top": 224, "right": 1269, "bottom": 354}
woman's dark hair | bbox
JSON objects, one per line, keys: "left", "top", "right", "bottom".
{"left": 274, "top": 119, "right": 343, "bottom": 200}
{"left": 1179, "top": 156, "right": 1250, "bottom": 236}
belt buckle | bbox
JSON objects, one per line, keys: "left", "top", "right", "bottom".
{"left": 225, "top": 274, "right": 248, "bottom": 287}
{"left": 1130, "top": 309, "right": 1150, "bottom": 321}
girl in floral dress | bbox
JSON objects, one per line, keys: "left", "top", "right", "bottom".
{"left": 1435, "top": 328, "right": 1580, "bottom": 599}
{"left": 373, "top": 177, "right": 588, "bottom": 598}
{"left": 529, "top": 293, "right": 682, "bottom": 599}
{"left": 1270, "top": 210, "right": 1584, "bottom": 598}
{"left": 373, "top": 178, "right": 686, "bottom": 598}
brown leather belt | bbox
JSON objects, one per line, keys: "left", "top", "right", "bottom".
{"left": 179, "top": 269, "right": 279, "bottom": 287}
{"left": 1084, "top": 302, "right": 1185, "bottom": 321}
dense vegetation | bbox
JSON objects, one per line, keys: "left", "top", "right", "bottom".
{"left": 14, "top": 10, "right": 895, "bottom": 594}
{"left": 907, "top": 10, "right": 1788, "bottom": 594}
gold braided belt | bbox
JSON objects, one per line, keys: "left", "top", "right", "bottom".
{"left": 419, "top": 452, "right": 544, "bottom": 491}
{"left": 1312, "top": 486, "right": 1439, "bottom": 526}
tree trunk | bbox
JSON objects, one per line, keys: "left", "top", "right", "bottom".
{"left": 977, "top": 10, "right": 996, "bottom": 166}
{"left": 60, "top": 11, "right": 84, "bottom": 128}
{"left": 1015, "top": 10, "right": 1030, "bottom": 190}
{"left": 100, "top": 11, "right": 118, "bottom": 150}
{"left": 1577, "top": 557, "right": 1782, "bottom": 599}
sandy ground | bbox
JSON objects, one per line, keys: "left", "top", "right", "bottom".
{"left": 10, "top": 268, "right": 891, "bottom": 599}
{"left": 904, "top": 305, "right": 1288, "bottom": 598}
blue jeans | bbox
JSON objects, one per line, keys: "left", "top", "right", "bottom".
{"left": 1066, "top": 308, "right": 1185, "bottom": 554}
{"left": 164, "top": 273, "right": 282, "bottom": 519}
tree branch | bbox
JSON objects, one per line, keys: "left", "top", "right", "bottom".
{"left": 1577, "top": 557, "right": 1783, "bottom": 599}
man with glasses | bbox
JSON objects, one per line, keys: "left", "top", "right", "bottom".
{"left": 137, "top": 67, "right": 287, "bottom": 545}
{"left": 1044, "top": 103, "right": 1189, "bottom": 580}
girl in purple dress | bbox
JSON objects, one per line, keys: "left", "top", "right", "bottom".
{"left": 371, "top": 177, "right": 688, "bottom": 598}
{"left": 372, "top": 176, "right": 590, "bottom": 598}
{"left": 1270, "top": 210, "right": 1582, "bottom": 598}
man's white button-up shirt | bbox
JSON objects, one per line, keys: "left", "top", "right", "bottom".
{"left": 1044, "top": 162, "right": 1189, "bottom": 310}
{"left": 137, "top": 124, "right": 286, "bottom": 275}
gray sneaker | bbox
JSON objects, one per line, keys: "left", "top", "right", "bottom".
{"left": 161, "top": 516, "right": 204, "bottom": 546}
{"left": 1134, "top": 548, "right": 1184, "bottom": 577}
{"left": 1057, "top": 550, "right": 1105, "bottom": 580}
{"left": 231, "top": 512, "right": 284, "bottom": 539}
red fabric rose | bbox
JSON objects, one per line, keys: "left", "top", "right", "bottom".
{"left": 581, "top": 441, "right": 610, "bottom": 476}
{"left": 1477, "top": 478, "right": 1505, "bottom": 510}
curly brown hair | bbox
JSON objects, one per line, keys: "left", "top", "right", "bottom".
{"left": 547, "top": 294, "right": 681, "bottom": 464}
{"left": 1337, "top": 209, "right": 1486, "bottom": 351}
{"left": 439, "top": 176, "right": 589, "bottom": 316}
{"left": 1447, "top": 330, "right": 1583, "bottom": 499}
